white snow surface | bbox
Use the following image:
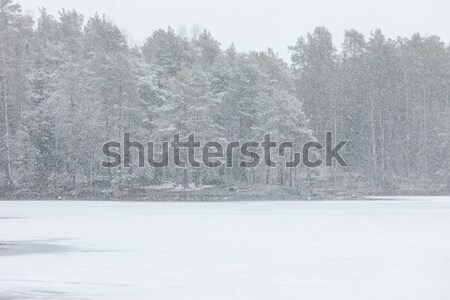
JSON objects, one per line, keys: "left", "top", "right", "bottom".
{"left": 1, "top": 197, "right": 450, "bottom": 300}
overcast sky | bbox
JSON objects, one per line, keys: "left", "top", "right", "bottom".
{"left": 18, "top": 0, "right": 450, "bottom": 61}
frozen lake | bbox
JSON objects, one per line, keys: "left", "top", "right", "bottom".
{"left": 1, "top": 198, "right": 450, "bottom": 300}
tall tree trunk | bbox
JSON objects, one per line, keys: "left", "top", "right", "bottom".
{"left": 15, "top": 65, "right": 21, "bottom": 131}
{"left": 105, "top": 91, "right": 112, "bottom": 183}
{"left": 89, "top": 147, "right": 94, "bottom": 187}
{"left": 405, "top": 91, "right": 411, "bottom": 178}
{"left": 333, "top": 93, "right": 339, "bottom": 185}
{"left": 379, "top": 104, "right": 385, "bottom": 185}
{"left": 69, "top": 92, "right": 76, "bottom": 184}
{"left": 422, "top": 89, "right": 429, "bottom": 178}
{"left": 118, "top": 80, "right": 124, "bottom": 187}
{"left": 3, "top": 78, "right": 13, "bottom": 186}
{"left": 289, "top": 150, "right": 293, "bottom": 188}
{"left": 370, "top": 93, "right": 378, "bottom": 184}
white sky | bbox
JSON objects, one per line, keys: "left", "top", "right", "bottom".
{"left": 18, "top": 0, "right": 450, "bottom": 61}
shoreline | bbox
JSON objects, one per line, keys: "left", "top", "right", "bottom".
{"left": 1, "top": 183, "right": 448, "bottom": 202}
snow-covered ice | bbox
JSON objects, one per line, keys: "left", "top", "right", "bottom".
{"left": 1, "top": 198, "right": 450, "bottom": 300}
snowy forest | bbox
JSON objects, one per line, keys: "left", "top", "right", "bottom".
{"left": 0, "top": 0, "right": 449, "bottom": 198}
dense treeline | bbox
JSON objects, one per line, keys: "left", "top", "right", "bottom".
{"left": 290, "top": 28, "right": 449, "bottom": 190}
{"left": 0, "top": 0, "right": 448, "bottom": 196}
